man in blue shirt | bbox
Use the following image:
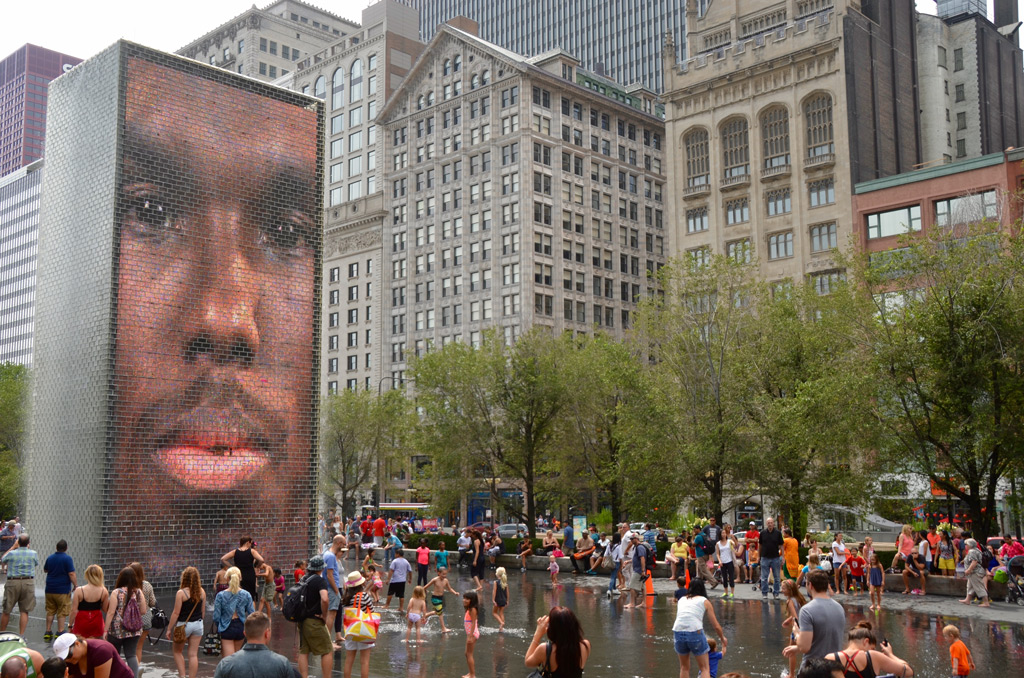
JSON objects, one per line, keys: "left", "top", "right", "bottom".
{"left": 692, "top": 527, "right": 720, "bottom": 589}
{"left": 321, "top": 535, "right": 345, "bottom": 643}
{"left": 43, "top": 540, "right": 76, "bottom": 640}
{"left": 214, "top": 612, "right": 299, "bottom": 678}
{"left": 623, "top": 535, "right": 651, "bottom": 609}
{"left": 562, "top": 523, "right": 575, "bottom": 551}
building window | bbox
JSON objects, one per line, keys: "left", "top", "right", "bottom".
{"left": 810, "top": 222, "right": 837, "bottom": 252}
{"left": 955, "top": 84, "right": 965, "bottom": 103}
{"left": 935, "top": 190, "right": 997, "bottom": 227}
{"left": 953, "top": 47, "right": 963, "bottom": 72}
{"left": 804, "top": 94, "right": 834, "bottom": 157}
{"left": 721, "top": 118, "right": 750, "bottom": 178}
{"left": 956, "top": 138, "right": 966, "bottom": 157}
{"left": 811, "top": 270, "right": 845, "bottom": 296}
{"left": 866, "top": 205, "right": 921, "bottom": 239}
{"left": 688, "top": 246, "right": 710, "bottom": 269}
{"left": 726, "top": 198, "right": 749, "bottom": 225}
{"left": 808, "top": 178, "right": 835, "bottom": 207}
{"left": 766, "top": 188, "right": 792, "bottom": 216}
{"left": 937, "top": 46, "right": 947, "bottom": 69}
{"left": 684, "top": 128, "right": 709, "bottom": 187}
{"left": 350, "top": 59, "right": 363, "bottom": 102}
{"left": 956, "top": 111, "right": 967, "bottom": 131}
{"left": 686, "top": 206, "right": 709, "bottom": 233}
{"left": 727, "top": 239, "right": 751, "bottom": 264}
{"left": 761, "top": 107, "right": 790, "bottom": 168}
{"left": 314, "top": 76, "right": 326, "bottom": 100}
{"left": 767, "top": 231, "right": 793, "bottom": 260}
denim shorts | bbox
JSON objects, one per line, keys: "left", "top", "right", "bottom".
{"left": 327, "top": 587, "right": 341, "bottom": 611}
{"left": 176, "top": 620, "right": 204, "bottom": 638}
{"left": 674, "top": 630, "right": 709, "bottom": 656}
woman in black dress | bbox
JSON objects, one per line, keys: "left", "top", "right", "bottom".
{"left": 220, "top": 536, "right": 264, "bottom": 599}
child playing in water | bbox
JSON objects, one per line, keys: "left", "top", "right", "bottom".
{"left": 868, "top": 552, "right": 885, "bottom": 611}
{"left": 548, "top": 554, "right": 560, "bottom": 585}
{"left": 463, "top": 591, "right": 480, "bottom": 678}
{"left": 944, "top": 624, "right": 974, "bottom": 677}
{"left": 847, "top": 546, "right": 867, "bottom": 596}
{"left": 707, "top": 638, "right": 725, "bottom": 678}
{"left": 435, "top": 540, "right": 450, "bottom": 573}
{"left": 258, "top": 563, "right": 275, "bottom": 615}
{"left": 424, "top": 567, "right": 459, "bottom": 633}
{"left": 273, "top": 567, "right": 285, "bottom": 608}
{"left": 369, "top": 564, "right": 384, "bottom": 604}
{"left": 781, "top": 578, "right": 807, "bottom": 678}
{"left": 491, "top": 567, "right": 508, "bottom": 632}
{"left": 293, "top": 560, "right": 306, "bottom": 585}
{"left": 405, "top": 586, "right": 428, "bottom": 644}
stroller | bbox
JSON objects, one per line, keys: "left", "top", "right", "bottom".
{"left": 1005, "top": 555, "right": 1024, "bottom": 606}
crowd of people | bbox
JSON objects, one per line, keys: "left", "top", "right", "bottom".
{"left": 0, "top": 511, "right": 1013, "bottom": 678}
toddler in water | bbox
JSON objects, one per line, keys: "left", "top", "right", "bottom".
{"left": 370, "top": 564, "right": 384, "bottom": 604}
{"left": 707, "top": 638, "right": 725, "bottom": 678}
{"left": 868, "top": 553, "right": 885, "bottom": 611}
{"left": 548, "top": 554, "right": 560, "bottom": 584}
{"left": 463, "top": 591, "right": 480, "bottom": 678}
{"left": 944, "top": 624, "right": 974, "bottom": 677}
{"left": 273, "top": 567, "right": 285, "bottom": 608}
{"left": 405, "top": 586, "right": 428, "bottom": 644}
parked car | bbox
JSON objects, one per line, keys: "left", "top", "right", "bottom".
{"left": 496, "top": 523, "right": 529, "bottom": 538}
{"left": 466, "top": 521, "right": 494, "bottom": 532}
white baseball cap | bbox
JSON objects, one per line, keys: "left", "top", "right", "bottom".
{"left": 53, "top": 633, "right": 77, "bottom": 659}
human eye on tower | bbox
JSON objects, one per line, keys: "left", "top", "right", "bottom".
{"left": 257, "top": 208, "right": 314, "bottom": 254}
{"left": 121, "top": 183, "right": 185, "bottom": 238}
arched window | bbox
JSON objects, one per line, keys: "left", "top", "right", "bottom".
{"left": 453, "top": 54, "right": 462, "bottom": 72}
{"left": 481, "top": 69, "right": 490, "bottom": 85}
{"left": 804, "top": 94, "right": 834, "bottom": 157}
{"left": 313, "top": 76, "right": 326, "bottom": 100}
{"left": 721, "top": 118, "right": 749, "bottom": 179}
{"left": 760, "top": 107, "right": 790, "bottom": 168}
{"left": 684, "top": 128, "right": 709, "bottom": 187}
{"left": 426, "top": 91, "right": 435, "bottom": 106}
{"left": 443, "top": 58, "right": 452, "bottom": 76}
{"left": 350, "top": 59, "right": 363, "bottom": 102}
{"left": 471, "top": 73, "right": 480, "bottom": 90}
{"left": 417, "top": 94, "right": 425, "bottom": 110}
{"left": 331, "top": 68, "right": 344, "bottom": 110}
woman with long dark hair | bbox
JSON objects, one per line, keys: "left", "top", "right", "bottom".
{"left": 671, "top": 579, "right": 726, "bottom": 678}
{"left": 470, "top": 530, "right": 486, "bottom": 591}
{"left": 220, "top": 536, "right": 265, "bottom": 600}
{"left": 524, "top": 606, "right": 591, "bottom": 678}
{"left": 103, "top": 567, "right": 147, "bottom": 678}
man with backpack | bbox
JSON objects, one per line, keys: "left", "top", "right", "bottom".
{"left": 294, "top": 555, "right": 333, "bottom": 678}
{"left": 623, "top": 535, "right": 651, "bottom": 609}
{"left": 692, "top": 528, "right": 719, "bottom": 588}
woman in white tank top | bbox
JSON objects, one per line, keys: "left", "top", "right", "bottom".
{"left": 671, "top": 580, "right": 727, "bottom": 678}
{"left": 716, "top": 526, "right": 739, "bottom": 597}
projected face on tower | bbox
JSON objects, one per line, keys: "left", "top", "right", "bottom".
{"left": 109, "top": 57, "right": 320, "bottom": 577}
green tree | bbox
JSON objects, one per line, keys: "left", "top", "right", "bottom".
{"left": 736, "top": 283, "right": 877, "bottom": 537}
{"left": 624, "top": 255, "right": 758, "bottom": 522}
{"left": 856, "top": 221, "right": 1024, "bottom": 538}
{"left": 0, "top": 364, "right": 28, "bottom": 517}
{"left": 320, "top": 388, "right": 415, "bottom": 518}
{"left": 554, "top": 334, "right": 642, "bottom": 522}
{"left": 412, "top": 329, "right": 569, "bottom": 537}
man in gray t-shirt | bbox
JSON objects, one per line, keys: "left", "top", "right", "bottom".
{"left": 784, "top": 570, "right": 845, "bottom": 667}
{"left": 385, "top": 553, "right": 412, "bottom": 612}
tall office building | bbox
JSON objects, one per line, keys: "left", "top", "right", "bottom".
{"left": 176, "top": 0, "right": 360, "bottom": 83}
{"left": 397, "top": 0, "right": 691, "bottom": 92}
{"left": 662, "top": 0, "right": 1024, "bottom": 283}
{"left": 0, "top": 45, "right": 81, "bottom": 176}
{"left": 290, "top": 0, "right": 426, "bottom": 397}
{"left": 937, "top": 0, "right": 988, "bottom": 18}
{"left": 378, "top": 24, "right": 667, "bottom": 387}
{"left": 0, "top": 159, "right": 42, "bottom": 365}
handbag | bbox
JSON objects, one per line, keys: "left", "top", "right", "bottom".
{"left": 172, "top": 598, "right": 200, "bottom": 644}
{"left": 342, "top": 594, "right": 380, "bottom": 643}
{"left": 202, "top": 630, "right": 222, "bottom": 656}
{"left": 147, "top": 606, "right": 168, "bottom": 646}
{"left": 527, "top": 643, "right": 553, "bottom": 678}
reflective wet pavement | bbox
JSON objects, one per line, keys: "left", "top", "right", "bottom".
{"left": 17, "top": 566, "right": 1024, "bottom": 676}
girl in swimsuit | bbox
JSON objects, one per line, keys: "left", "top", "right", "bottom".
{"left": 825, "top": 621, "right": 915, "bottom": 678}
{"left": 405, "top": 586, "right": 427, "bottom": 644}
{"left": 463, "top": 591, "right": 480, "bottom": 678}
{"left": 492, "top": 567, "right": 508, "bottom": 632}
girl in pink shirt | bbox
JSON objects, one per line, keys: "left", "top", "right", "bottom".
{"left": 416, "top": 539, "right": 431, "bottom": 586}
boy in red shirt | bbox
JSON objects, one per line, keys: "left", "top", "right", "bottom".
{"left": 944, "top": 624, "right": 974, "bottom": 676}
{"left": 847, "top": 546, "right": 867, "bottom": 596}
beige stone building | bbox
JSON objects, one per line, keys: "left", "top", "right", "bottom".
{"left": 176, "top": 0, "right": 359, "bottom": 82}
{"left": 663, "top": 0, "right": 850, "bottom": 288}
{"left": 290, "top": 0, "right": 426, "bottom": 396}
{"left": 377, "top": 24, "right": 667, "bottom": 386}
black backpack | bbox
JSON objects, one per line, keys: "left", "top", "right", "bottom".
{"left": 282, "top": 576, "right": 311, "bottom": 623}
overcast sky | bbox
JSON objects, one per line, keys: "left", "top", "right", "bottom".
{"left": 3, "top": 0, "right": 945, "bottom": 63}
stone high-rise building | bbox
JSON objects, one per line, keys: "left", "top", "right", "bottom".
{"left": 0, "top": 159, "right": 43, "bottom": 365}
{"left": 378, "top": 24, "right": 667, "bottom": 385}
{"left": 662, "top": 0, "right": 1024, "bottom": 285}
{"left": 176, "top": 0, "right": 360, "bottom": 83}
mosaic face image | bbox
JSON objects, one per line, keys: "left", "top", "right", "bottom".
{"left": 109, "top": 56, "right": 320, "bottom": 577}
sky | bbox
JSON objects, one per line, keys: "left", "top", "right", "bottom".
{"left": 3, "top": 0, "right": 944, "bottom": 63}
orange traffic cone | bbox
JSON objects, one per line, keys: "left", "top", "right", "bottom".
{"left": 685, "top": 566, "right": 691, "bottom": 587}
{"left": 645, "top": 569, "right": 655, "bottom": 598}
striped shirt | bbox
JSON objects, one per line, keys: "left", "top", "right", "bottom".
{"left": 1, "top": 547, "right": 39, "bottom": 578}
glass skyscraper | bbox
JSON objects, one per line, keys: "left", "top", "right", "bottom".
{"left": 397, "top": 0, "right": 689, "bottom": 92}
